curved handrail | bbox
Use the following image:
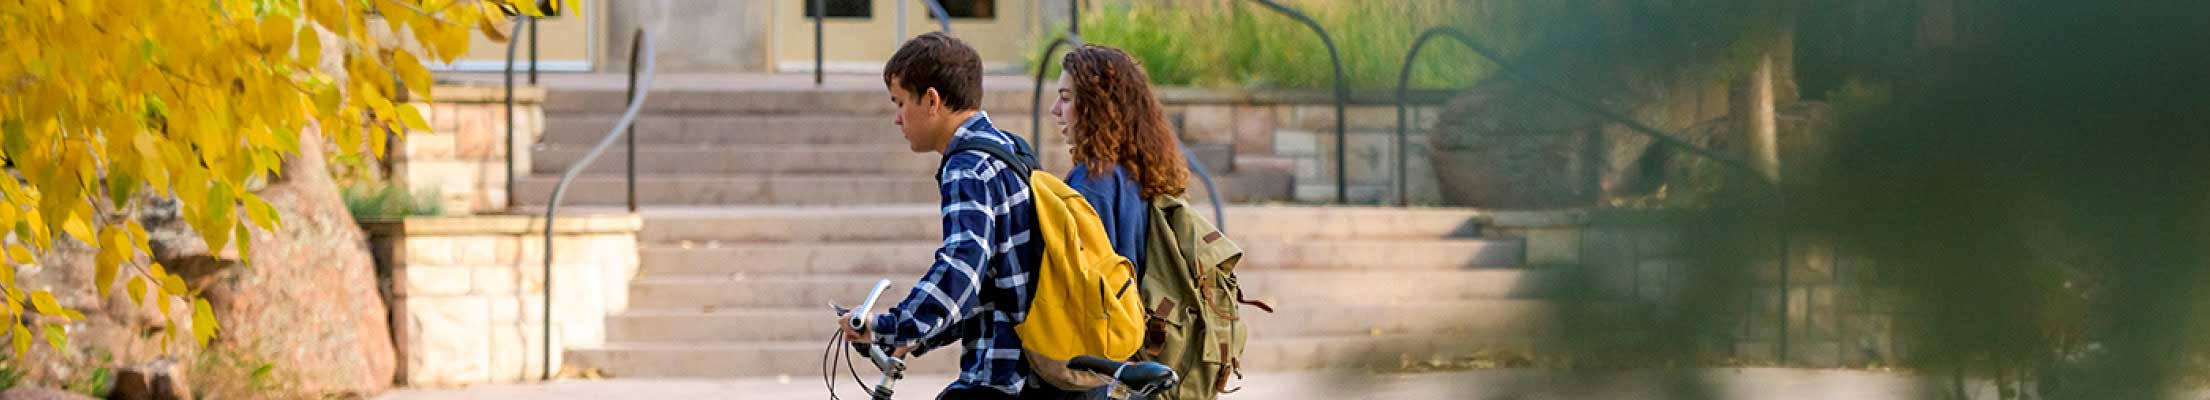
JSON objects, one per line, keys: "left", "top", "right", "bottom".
{"left": 1026, "top": 0, "right": 1085, "bottom": 155}
{"left": 1392, "top": 27, "right": 1790, "bottom": 361}
{"left": 1030, "top": 35, "right": 1079, "bottom": 155}
{"left": 504, "top": 16, "right": 528, "bottom": 207}
{"left": 920, "top": 0, "right": 952, "bottom": 32}
{"left": 1030, "top": 6, "right": 1223, "bottom": 229}
{"left": 1033, "top": 44, "right": 1232, "bottom": 230}
{"left": 538, "top": 28, "right": 656, "bottom": 380}
{"left": 1393, "top": 27, "right": 1761, "bottom": 191}
{"left": 1249, "top": 0, "right": 1349, "bottom": 204}
{"left": 1181, "top": 142, "right": 1227, "bottom": 231}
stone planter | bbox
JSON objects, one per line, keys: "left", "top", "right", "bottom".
{"left": 361, "top": 214, "right": 641, "bottom": 386}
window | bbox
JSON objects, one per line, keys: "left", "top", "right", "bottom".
{"left": 929, "top": 0, "right": 995, "bottom": 20}
{"left": 804, "top": 0, "right": 872, "bottom": 18}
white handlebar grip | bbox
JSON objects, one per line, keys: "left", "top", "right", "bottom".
{"left": 849, "top": 279, "right": 894, "bottom": 332}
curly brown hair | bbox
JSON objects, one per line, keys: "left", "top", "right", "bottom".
{"left": 1063, "top": 45, "right": 1188, "bottom": 198}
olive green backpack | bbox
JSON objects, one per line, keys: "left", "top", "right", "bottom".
{"left": 1136, "top": 196, "right": 1273, "bottom": 400}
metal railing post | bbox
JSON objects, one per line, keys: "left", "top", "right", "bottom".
{"left": 814, "top": 0, "right": 826, "bottom": 86}
{"left": 528, "top": 17, "right": 539, "bottom": 84}
{"left": 504, "top": 16, "right": 527, "bottom": 212}
{"left": 1248, "top": 0, "right": 1348, "bottom": 204}
{"left": 626, "top": 32, "right": 642, "bottom": 212}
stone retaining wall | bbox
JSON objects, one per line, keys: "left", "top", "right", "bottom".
{"left": 1158, "top": 89, "right": 1453, "bottom": 204}
{"left": 394, "top": 85, "right": 546, "bottom": 215}
{"left": 1491, "top": 211, "right": 1899, "bottom": 368}
{"left": 363, "top": 214, "right": 641, "bottom": 386}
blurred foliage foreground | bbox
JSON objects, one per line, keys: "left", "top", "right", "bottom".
{"left": 1450, "top": 1, "right": 2210, "bottom": 399}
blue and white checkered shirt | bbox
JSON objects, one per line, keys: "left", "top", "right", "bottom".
{"left": 870, "top": 112, "right": 1043, "bottom": 395}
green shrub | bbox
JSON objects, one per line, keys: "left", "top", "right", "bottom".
{"left": 1029, "top": 1, "right": 1503, "bottom": 90}
{"left": 342, "top": 182, "right": 444, "bottom": 220}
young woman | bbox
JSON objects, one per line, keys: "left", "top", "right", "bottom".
{"left": 1050, "top": 45, "right": 1190, "bottom": 275}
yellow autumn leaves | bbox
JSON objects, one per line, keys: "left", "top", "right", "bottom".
{"left": 0, "top": 0, "right": 570, "bottom": 359}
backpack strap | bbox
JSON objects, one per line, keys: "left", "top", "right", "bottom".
{"left": 936, "top": 135, "right": 1038, "bottom": 183}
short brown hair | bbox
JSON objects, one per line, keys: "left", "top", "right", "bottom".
{"left": 1063, "top": 45, "right": 1188, "bottom": 198}
{"left": 883, "top": 32, "right": 983, "bottom": 111}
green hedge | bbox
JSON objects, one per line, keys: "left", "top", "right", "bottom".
{"left": 1029, "top": 1, "right": 1506, "bottom": 90}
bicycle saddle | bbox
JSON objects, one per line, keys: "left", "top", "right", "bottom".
{"left": 1067, "top": 356, "right": 1179, "bottom": 392}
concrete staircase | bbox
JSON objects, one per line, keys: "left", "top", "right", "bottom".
{"left": 515, "top": 86, "right": 1292, "bottom": 206}
{"left": 558, "top": 206, "right": 1552, "bottom": 378}
{"left": 520, "top": 83, "right": 1558, "bottom": 378}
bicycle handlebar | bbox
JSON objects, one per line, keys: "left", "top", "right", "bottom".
{"left": 848, "top": 279, "right": 894, "bottom": 332}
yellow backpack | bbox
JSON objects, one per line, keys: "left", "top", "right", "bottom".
{"left": 940, "top": 138, "right": 1145, "bottom": 390}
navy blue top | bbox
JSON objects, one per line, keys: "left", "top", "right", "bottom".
{"left": 1066, "top": 163, "right": 1150, "bottom": 276}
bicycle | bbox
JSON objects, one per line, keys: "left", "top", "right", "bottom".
{"left": 826, "top": 279, "right": 1180, "bottom": 400}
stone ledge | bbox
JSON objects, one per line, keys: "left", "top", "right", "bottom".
{"left": 362, "top": 214, "right": 642, "bottom": 236}
{"left": 424, "top": 84, "right": 548, "bottom": 104}
{"left": 1483, "top": 210, "right": 1594, "bottom": 228}
{"left": 1158, "top": 87, "right": 1458, "bottom": 106}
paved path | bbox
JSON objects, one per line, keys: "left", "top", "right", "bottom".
{"left": 379, "top": 368, "right": 1985, "bottom": 400}
{"left": 441, "top": 72, "right": 1046, "bottom": 91}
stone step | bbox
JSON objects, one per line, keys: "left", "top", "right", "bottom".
{"left": 530, "top": 145, "right": 1078, "bottom": 176}
{"left": 634, "top": 206, "right": 1492, "bottom": 243}
{"left": 637, "top": 239, "right": 1523, "bottom": 276}
{"left": 538, "top": 114, "right": 1050, "bottom": 147}
{"left": 565, "top": 341, "right": 967, "bottom": 378}
{"left": 606, "top": 300, "right": 1554, "bottom": 343}
{"left": 514, "top": 171, "right": 1289, "bottom": 206}
{"left": 544, "top": 88, "right": 1042, "bottom": 116}
{"left": 1237, "top": 334, "right": 1540, "bottom": 372}
{"left": 512, "top": 175, "right": 939, "bottom": 206}
{"left": 1187, "top": 143, "right": 1234, "bottom": 173}
{"left": 566, "top": 334, "right": 1536, "bottom": 378}
{"left": 1193, "top": 171, "right": 1294, "bottom": 204}
{"left": 625, "top": 270, "right": 1559, "bottom": 310}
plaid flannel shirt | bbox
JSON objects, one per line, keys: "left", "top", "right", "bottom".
{"left": 870, "top": 112, "right": 1043, "bottom": 394}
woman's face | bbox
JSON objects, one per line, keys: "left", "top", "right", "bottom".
{"left": 1050, "top": 70, "right": 1075, "bottom": 140}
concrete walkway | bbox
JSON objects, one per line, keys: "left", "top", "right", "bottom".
{"left": 379, "top": 368, "right": 1978, "bottom": 400}
{"left": 440, "top": 72, "right": 1047, "bottom": 92}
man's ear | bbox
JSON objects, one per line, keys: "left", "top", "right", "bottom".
{"left": 922, "top": 87, "right": 944, "bottom": 114}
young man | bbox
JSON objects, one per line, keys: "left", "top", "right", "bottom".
{"left": 836, "top": 32, "right": 1088, "bottom": 400}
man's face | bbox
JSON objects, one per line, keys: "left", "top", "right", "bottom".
{"left": 887, "top": 77, "right": 943, "bottom": 153}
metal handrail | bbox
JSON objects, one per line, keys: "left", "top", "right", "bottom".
{"left": 536, "top": 28, "right": 656, "bottom": 381}
{"left": 815, "top": 1, "right": 952, "bottom": 87}
{"left": 1029, "top": 0, "right": 1082, "bottom": 155}
{"left": 504, "top": 16, "right": 529, "bottom": 208}
{"left": 921, "top": 0, "right": 952, "bottom": 32}
{"left": 1182, "top": 142, "right": 1227, "bottom": 231}
{"left": 813, "top": 0, "right": 824, "bottom": 86}
{"left": 528, "top": 17, "right": 539, "bottom": 84}
{"left": 503, "top": 10, "right": 548, "bottom": 203}
{"left": 1393, "top": 27, "right": 1760, "bottom": 190}
{"left": 1028, "top": 3, "right": 1228, "bottom": 229}
{"left": 1029, "top": 35, "right": 1079, "bottom": 153}
{"left": 1249, "top": 0, "right": 1349, "bottom": 204}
